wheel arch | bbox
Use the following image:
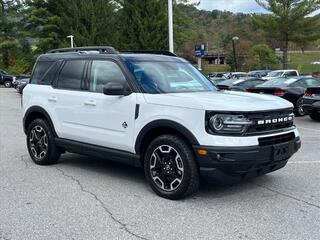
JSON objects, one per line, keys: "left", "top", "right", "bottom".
{"left": 135, "top": 119, "right": 199, "bottom": 157}
{"left": 23, "top": 106, "right": 57, "bottom": 136}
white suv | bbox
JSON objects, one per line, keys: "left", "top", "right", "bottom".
{"left": 22, "top": 47, "right": 301, "bottom": 199}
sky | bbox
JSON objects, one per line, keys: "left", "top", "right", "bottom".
{"left": 193, "top": 0, "right": 268, "bottom": 13}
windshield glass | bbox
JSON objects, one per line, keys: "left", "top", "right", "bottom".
{"left": 259, "top": 78, "right": 297, "bottom": 87}
{"left": 267, "top": 71, "right": 283, "bottom": 77}
{"left": 126, "top": 61, "right": 216, "bottom": 94}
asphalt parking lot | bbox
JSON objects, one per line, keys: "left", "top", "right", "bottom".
{"left": 0, "top": 87, "right": 319, "bottom": 240}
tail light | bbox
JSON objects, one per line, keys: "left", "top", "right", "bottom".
{"left": 274, "top": 89, "right": 285, "bottom": 96}
{"left": 304, "top": 91, "right": 314, "bottom": 97}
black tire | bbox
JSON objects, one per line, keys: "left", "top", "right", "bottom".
{"left": 144, "top": 134, "right": 199, "bottom": 200}
{"left": 294, "top": 97, "right": 305, "bottom": 116}
{"left": 4, "top": 80, "right": 12, "bottom": 88}
{"left": 27, "top": 118, "right": 61, "bottom": 165}
{"left": 310, "top": 112, "right": 320, "bottom": 121}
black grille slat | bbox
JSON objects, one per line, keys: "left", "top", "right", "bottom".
{"left": 258, "top": 132, "right": 295, "bottom": 146}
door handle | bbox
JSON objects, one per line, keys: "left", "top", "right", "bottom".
{"left": 84, "top": 100, "right": 96, "bottom": 106}
{"left": 48, "top": 96, "right": 57, "bottom": 102}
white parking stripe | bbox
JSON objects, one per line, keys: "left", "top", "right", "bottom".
{"left": 297, "top": 127, "right": 320, "bottom": 132}
{"left": 288, "top": 161, "right": 320, "bottom": 164}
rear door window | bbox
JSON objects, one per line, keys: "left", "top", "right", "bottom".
{"left": 57, "top": 60, "right": 86, "bottom": 90}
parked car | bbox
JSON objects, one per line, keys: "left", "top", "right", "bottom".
{"left": 207, "top": 72, "right": 227, "bottom": 85}
{"left": 311, "top": 61, "right": 320, "bottom": 65}
{"left": 262, "top": 70, "right": 299, "bottom": 80}
{"left": 303, "top": 87, "right": 320, "bottom": 121}
{"left": 22, "top": 46, "right": 301, "bottom": 199}
{"left": 0, "top": 70, "right": 15, "bottom": 88}
{"left": 224, "top": 72, "right": 247, "bottom": 79}
{"left": 16, "top": 78, "right": 30, "bottom": 94}
{"left": 207, "top": 72, "right": 226, "bottom": 78}
{"left": 248, "top": 70, "right": 271, "bottom": 78}
{"left": 248, "top": 77, "right": 320, "bottom": 116}
{"left": 217, "top": 77, "right": 267, "bottom": 91}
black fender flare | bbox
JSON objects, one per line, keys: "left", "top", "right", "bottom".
{"left": 134, "top": 119, "right": 199, "bottom": 154}
{"left": 23, "top": 106, "right": 57, "bottom": 136}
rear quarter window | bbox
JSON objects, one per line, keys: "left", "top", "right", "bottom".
{"left": 31, "top": 61, "right": 55, "bottom": 84}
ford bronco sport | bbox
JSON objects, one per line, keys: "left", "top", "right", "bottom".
{"left": 22, "top": 47, "right": 301, "bottom": 199}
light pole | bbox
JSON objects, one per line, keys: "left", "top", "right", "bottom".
{"left": 67, "top": 35, "right": 74, "bottom": 48}
{"left": 232, "top": 36, "right": 239, "bottom": 71}
{"left": 168, "top": 0, "right": 174, "bottom": 53}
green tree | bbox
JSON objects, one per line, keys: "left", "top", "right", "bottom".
{"left": 24, "top": 0, "right": 67, "bottom": 53}
{"left": 0, "top": 0, "right": 23, "bottom": 68}
{"left": 254, "top": 0, "right": 320, "bottom": 69}
{"left": 118, "top": 0, "right": 168, "bottom": 50}
{"left": 252, "top": 44, "right": 279, "bottom": 69}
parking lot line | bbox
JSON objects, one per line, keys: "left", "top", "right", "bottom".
{"left": 288, "top": 161, "right": 320, "bottom": 164}
{"left": 297, "top": 127, "right": 320, "bottom": 132}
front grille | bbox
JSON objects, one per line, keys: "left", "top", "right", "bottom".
{"left": 258, "top": 132, "right": 295, "bottom": 146}
{"left": 246, "top": 109, "right": 294, "bottom": 135}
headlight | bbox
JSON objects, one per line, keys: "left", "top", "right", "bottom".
{"left": 208, "top": 114, "right": 252, "bottom": 135}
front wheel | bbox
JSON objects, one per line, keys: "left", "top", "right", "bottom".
{"left": 27, "top": 119, "right": 61, "bottom": 165}
{"left": 294, "top": 97, "right": 305, "bottom": 116}
{"left": 4, "top": 80, "right": 12, "bottom": 88}
{"left": 144, "top": 134, "right": 199, "bottom": 200}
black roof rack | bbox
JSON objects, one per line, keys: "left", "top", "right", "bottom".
{"left": 47, "top": 46, "right": 118, "bottom": 54}
{"left": 120, "top": 50, "right": 177, "bottom": 57}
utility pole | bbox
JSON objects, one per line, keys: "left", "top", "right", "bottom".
{"left": 67, "top": 35, "right": 74, "bottom": 48}
{"left": 168, "top": 0, "right": 174, "bottom": 53}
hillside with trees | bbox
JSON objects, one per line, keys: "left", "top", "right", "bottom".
{"left": 0, "top": 0, "right": 319, "bottom": 74}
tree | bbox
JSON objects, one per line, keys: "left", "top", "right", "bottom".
{"left": 0, "top": 0, "right": 23, "bottom": 68}
{"left": 254, "top": 0, "right": 320, "bottom": 69}
{"left": 118, "top": 0, "right": 168, "bottom": 50}
{"left": 24, "top": 0, "right": 66, "bottom": 53}
{"left": 252, "top": 44, "right": 279, "bottom": 69}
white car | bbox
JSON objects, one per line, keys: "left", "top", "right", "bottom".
{"left": 22, "top": 47, "right": 301, "bottom": 199}
{"left": 262, "top": 70, "right": 299, "bottom": 80}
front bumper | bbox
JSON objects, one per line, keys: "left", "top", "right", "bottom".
{"left": 193, "top": 136, "right": 301, "bottom": 184}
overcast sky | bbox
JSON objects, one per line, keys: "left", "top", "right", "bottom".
{"left": 193, "top": 0, "right": 268, "bottom": 13}
{"left": 192, "top": 0, "right": 320, "bottom": 15}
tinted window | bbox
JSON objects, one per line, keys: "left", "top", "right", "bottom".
{"left": 286, "top": 71, "right": 297, "bottom": 77}
{"left": 39, "top": 61, "right": 60, "bottom": 85}
{"left": 57, "top": 60, "right": 86, "bottom": 90}
{"left": 90, "top": 61, "right": 127, "bottom": 93}
{"left": 31, "top": 61, "right": 54, "bottom": 84}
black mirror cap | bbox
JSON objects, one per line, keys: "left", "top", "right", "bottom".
{"left": 103, "top": 82, "right": 132, "bottom": 96}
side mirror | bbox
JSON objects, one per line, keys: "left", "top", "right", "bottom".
{"left": 103, "top": 82, "right": 131, "bottom": 96}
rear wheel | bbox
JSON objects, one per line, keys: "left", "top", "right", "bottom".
{"left": 27, "top": 119, "right": 61, "bottom": 165}
{"left": 4, "top": 80, "right": 12, "bottom": 88}
{"left": 144, "top": 134, "right": 199, "bottom": 200}
{"left": 310, "top": 112, "right": 320, "bottom": 121}
{"left": 294, "top": 97, "right": 305, "bottom": 116}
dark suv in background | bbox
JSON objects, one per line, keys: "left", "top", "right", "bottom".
{"left": 0, "top": 70, "right": 15, "bottom": 88}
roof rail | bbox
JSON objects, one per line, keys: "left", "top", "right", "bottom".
{"left": 47, "top": 46, "right": 118, "bottom": 54}
{"left": 120, "top": 50, "right": 177, "bottom": 57}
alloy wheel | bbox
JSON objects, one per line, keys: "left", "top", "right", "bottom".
{"left": 149, "top": 145, "right": 184, "bottom": 192}
{"left": 29, "top": 126, "right": 48, "bottom": 160}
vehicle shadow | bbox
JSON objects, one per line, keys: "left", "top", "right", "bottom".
{"left": 56, "top": 153, "right": 274, "bottom": 199}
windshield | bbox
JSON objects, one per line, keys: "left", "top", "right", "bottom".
{"left": 126, "top": 61, "right": 216, "bottom": 94}
{"left": 267, "top": 71, "right": 283, "bottom": 77}
{"left": 259, "top": 78, "right": 297, "bottom": 87}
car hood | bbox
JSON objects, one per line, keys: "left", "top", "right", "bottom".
{"left": 143, "top": 91, "right": 293, "bottom": 111}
